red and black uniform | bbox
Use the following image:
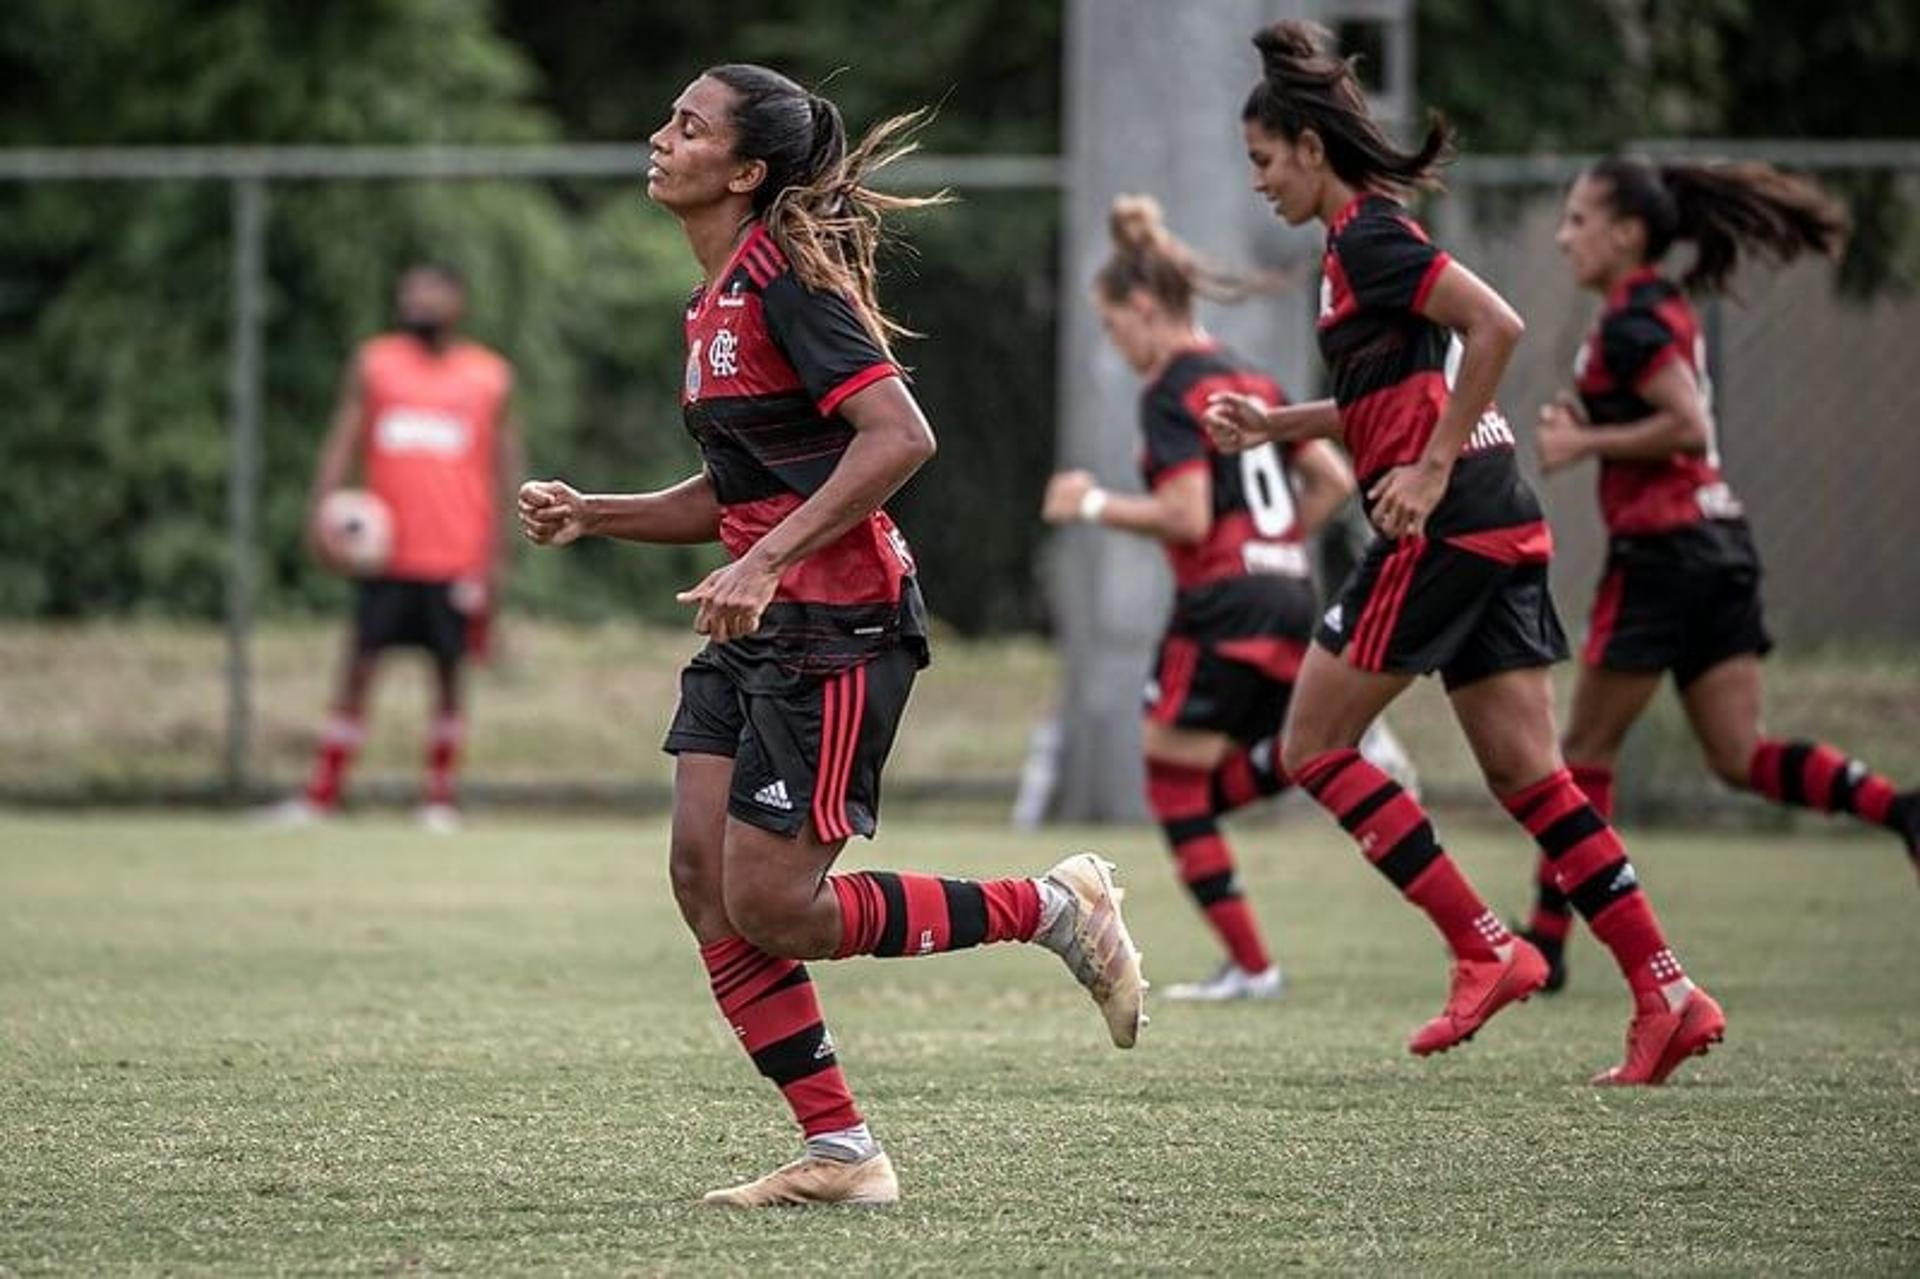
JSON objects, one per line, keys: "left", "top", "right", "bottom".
{"left": 1575, "top": 265, "right": 1769, "bottom": 686}
{"left": 1312, "top": 193, "right": 1567, "bottom": 689}
{"left": 1140, "top": 344, "right": 1316, "bottom": 743}
{"left": 662, "top": 224, "right": 927, "bottom": 841}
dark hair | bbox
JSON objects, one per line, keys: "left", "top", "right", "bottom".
{"left": 1585, "top": 157, "right": 1849, "bottom": 294}
{"left": 1093, "top": 194, "right": 1265, "bottom": 313}
{"left": 403, "top": 260, "right": 466, "bottom": 291}
{"left": 705, "top": 63, "right": 947, "bottom": 354}
{"left": 1240, "top": 20, "right": 1453, "bottom": 195}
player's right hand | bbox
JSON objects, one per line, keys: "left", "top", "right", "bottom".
{"left": 518, "top": 479, "right": 589, "bottom": 547}
{"left": 1201, "top": 391, "right": 1270, "bottom": 454}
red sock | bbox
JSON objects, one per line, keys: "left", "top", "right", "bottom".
{"left": 828, "top": 871, "right": 1040, "bottom": 959}
{"left": 1570, "top": 762, "right": 1616, "bottom": 820}
{"left": 1208, "top": 737, "right": 1289, "bottom": 816}
{"left": 1502, "top": 769, "right": 1681, "bottom": 997}
{"left": 701, "top": 936, "right": 860, "bottom": 1137}
{"left": 1527, "top": 762, "right": 1613, "bottom": 941}
{"left": 425, "top": 713, "right": 463, "bottom": 806}
{"left": 304, "top": 714, "right": 363, "bottom": 809}
{"left": 1296, "top": 749, "right": 1508, "bottom": 961}
{"left": 1748, "top": 739, "right": 1898, "bottom": 826}
{"left": 1149, "top": 760, "right": 1272, "bottom": 972}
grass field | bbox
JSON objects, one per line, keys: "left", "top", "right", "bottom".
{"left": 2, "top": 811, "right": 1915, "bottom": 1274}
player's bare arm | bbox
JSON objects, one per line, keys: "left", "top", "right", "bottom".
{"left": 1287, "top": 438, "right": 1357, "bottom": 535}
{"left": 305, "top": 358, "right": 366, "bottom": 565}
{"left": 1202, "top": 393, "right": 1341, "bottom": 453}
{"left": 1367, "top": 261, "right": 1523, "bottom": 539}
{"left": 677, "top": 377, "right": 934, "bottom": 643}
{"left": 518, "top": 471, "right": 721, "bottom": 547}
{"left": 1041, "top": 465, "right": 1209, "bottom": 544}
{"left": 1535, "top": 360, "right": 1710, "bottom": 474}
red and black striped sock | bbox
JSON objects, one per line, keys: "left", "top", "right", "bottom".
{"left": 424, "top": 713, "right": 463, "bottom": 806}
{"left": 1748, "top": 739, "right": 1899, "bottom": 827}
{"left": 1208, "top": 737, "right": 1290, "bottom": 817}
{"left": 1502, "top": 769, "right": 1681, "bottom": 998}
{"left": 1296, "top": 749, "right": 1509, "bottom": 961}
{"left": 828, "top": 871, "right": 1041, "bottom": 959}
{"left": 1148, "top": 759, "right": 1272, "bottom": 973}
{"left": 304, "top": 713, "right": 363, "bottom": 809}
{"left": 1527, "top": 763, "right": 1613, "bottom": 942}
{"left": 701, "top": 936, "right": 861, "bottom": 1138}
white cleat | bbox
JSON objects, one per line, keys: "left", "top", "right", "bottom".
{"left": 255, "top": 798, "right": 330, "bottom": 829}
{"left": 1038, "top": 853, "right": 1147, "bottom": 1048}
{"left": 416, "top": 803, "right": 462, "bottom": 835}
{"left": 1163, "top": 963, "right": 1285, "bottom": 1003}
{"left": 701, "top": 1151, "right": 900, "bottom": 1208}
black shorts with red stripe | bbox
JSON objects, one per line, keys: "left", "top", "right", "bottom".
{"left": 1582, "top": 520, "right": 1772, "bottom": 687}
{"left": 663, "top": 641, "right": 918, "bottom": 842}
{"left": 1146, "top": 576, "right": 1315, "bottom": 740}
{"left": 1318, "top": 537, "right": 1569, "bottom": 691}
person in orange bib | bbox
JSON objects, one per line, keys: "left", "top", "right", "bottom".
{"left": 277, "top": 262, "right": 521, "bottom": 831}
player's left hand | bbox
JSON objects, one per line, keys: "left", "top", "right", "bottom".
{"left": 1533, "top": 398, "right": 1590, "bottom": 475}
{"left": 1367, "top": 458, "right": 1448, "bottom": 540}
{"left": 676, "top": 555, "right": 782, "bottom": 644}
{"left": 1042, "top": 470, "right": 1097, "bottom": 524}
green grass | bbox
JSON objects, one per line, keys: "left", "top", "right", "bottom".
{"left": 2, "top": 812, "right": 1916, "bottom": 1274}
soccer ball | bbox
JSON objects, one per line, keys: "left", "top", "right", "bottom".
{"left": 317, "top": 489, "right": 393, "bottom": 577}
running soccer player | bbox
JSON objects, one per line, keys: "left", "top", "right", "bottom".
{"left": 281, "top": 262, "right": 519, "bottom": 831}
{"left": 517, "top": 65, "right": 1144, "bottom": 1208}
{"left": 1516, "top": 157, "right": 1917, "bottom": 989}
{"left": 1044, "top": 194, "right": 1356, "bottom": 1001}
{"left": 1204, "top": 21, "right": 1722, "bottom": 1084}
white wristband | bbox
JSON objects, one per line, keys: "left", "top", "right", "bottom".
{"left": 1078, "top": 487, "right": 1109, "bottom": 524}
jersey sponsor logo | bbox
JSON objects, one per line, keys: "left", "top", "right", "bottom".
{"left": 1242, "top": 540, "right": 1310, "bottom": 578}
{"left": 685, "top": 338, "right": 703, "bottom": 400}
{"left": 883, "top": 523, "right": 917, "bottom": 574}
{"left": 752, "top": 779, "right": 793, "bottom": 811}
{"left": 1695, "top": 481, "right": 1744, "bottom": 520}
{"left": 1443, "top": 335, "right": 1515, "bottom": 453}
{"left": 709, "top": 328, "right": 740, "bottom": 379}
{"left": 373, "top": 407, "right": 469, "bottom": 457}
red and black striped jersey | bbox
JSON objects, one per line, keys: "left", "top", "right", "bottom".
{"left": 1138, "top": 344, "right": 1312, "bottom": 591}
{"left": 1318, "top": 193, "right": 1548, "bottom": 562}
{"left": 1574, "top": 266, "right": 1742, "bottom": 535}
{"left": 680, "top": 223, "right": 925, "bottom": 679}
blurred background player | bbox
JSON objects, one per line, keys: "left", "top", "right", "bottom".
{"left": 1044, "top": 194, "right": 1356, "bottom": 1001}
{"left": 275, "top": 261, "right": 521, "bottom": 831}
{"left": 1205, "top": 21, "right": 1723, "bottom": 1085}
{"left": 1519, "top": 157, "right": 1919, "bottom": 988}
{"left": 518, "top": 64, "right": 1143, "bottom": 1208}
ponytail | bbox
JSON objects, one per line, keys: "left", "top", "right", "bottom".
{"left": 1095, "top": 193, "right": 1269, "bottom": 312}
{"left": 1589, "top": 156, "right": 1849, "bottom": 293}
{"left": 707, "top": 64, "right": 950, "bottom": 355}
{"left": 1241, "top": 20, "right": 1454, "bottom": 194}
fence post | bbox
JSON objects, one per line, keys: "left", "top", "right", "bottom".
{"left": 225, "top": 175, "right": 267, "bottom": 800}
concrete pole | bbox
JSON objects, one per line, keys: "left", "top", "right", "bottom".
{"left": 1052, "top": 0, "right": 1318, "bottom": 822}
{"left": 224, "top": 176, "right": 267, "bottom": 800}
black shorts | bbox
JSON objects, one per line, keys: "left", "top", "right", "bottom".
{"left": 1317, "top": 537, "right": 1569, "bottom": 691}
{"left": 663, "top": 643, "right": 918, "bottom": 841}
{"left": 354, "top": 578, "right": 467, "bottom": 666}
{"left": 1144, "top": 636, "right": 1300, "bottom": 743}
{"left": 1582, "top": 522, "right": 1772, "bottom": 687}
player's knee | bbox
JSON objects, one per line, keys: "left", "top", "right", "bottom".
{"left": 722, "top": 877, "right": 811, "bottom": 959}
{"left": 1703, "top": 741, "right": 1752, "bottom": 789}
{"left": 1279, "top": 728, "right": 1331, "bottom": 780}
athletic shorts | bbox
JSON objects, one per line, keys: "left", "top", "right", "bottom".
{"left": 1316, "top": 537, "right": 1569, "bottom": 691}
{"left": 1145, "top": 635, "right": 1305, "bottom": 742}
{"left": 353, "top": 578, "right": 467, "bottom": 666}
{"left": 662, "top": 642, "right": 918, "bottom": 841}
{"left": 1583, "top": 522, "right": 1772, "bottom": 687}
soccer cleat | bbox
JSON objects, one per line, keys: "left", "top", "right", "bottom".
{"left": 1408, "top": 939, "right": 1550, "bottom": 1056}
{"left": 1592, "top": 986, "right": 1726, "bottom": 1087}
{"left": 1039, "top": 853, "right": 1147, "bottom": 1048}
{"left": 1515, "top": 924, "right": 1569, "bottom": 994}
{"left": 416, "top": 803, "right": 462, "bottom": 835}
{"left": 700, "top": 1150, "right": 899, "bottom": 1208}
{"left": 1163, "top": 963, "right": 1284, "bottom": 1002}
{"left": 255, "top": 798, "right": 331, "bottom": 829}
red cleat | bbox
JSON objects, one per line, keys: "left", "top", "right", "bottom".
{"left": 1592, "top": 986, "right": 1726, "bottom": 1086}
{"left": 1408, "top": 940, "right": 1550, "bottom": 1056}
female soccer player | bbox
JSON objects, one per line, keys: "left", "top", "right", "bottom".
{"left": 1517, "top": 157, "right": 1917, "bottom": 989}
{"left": 518, "top": 65, "right": 1144, "bottom": 1207}
{"left": 1204, "top": 21, "right": 1722, "bottom": 1084}
{"left": 1043, "top": 194, "right": 1355, "bottom": 1001}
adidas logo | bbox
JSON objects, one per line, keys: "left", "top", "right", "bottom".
{"left": 753, "top": 779, "right": 794, "bottom": 811}
{"left": 1323, "top": 604, "right": 1344, "bottom": 635}
{"left": 1610, "top": 862, "right": 1639, "bottom": 893}
{"left": 814, "top": 1031, "right": 836, "bottom": 1060}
